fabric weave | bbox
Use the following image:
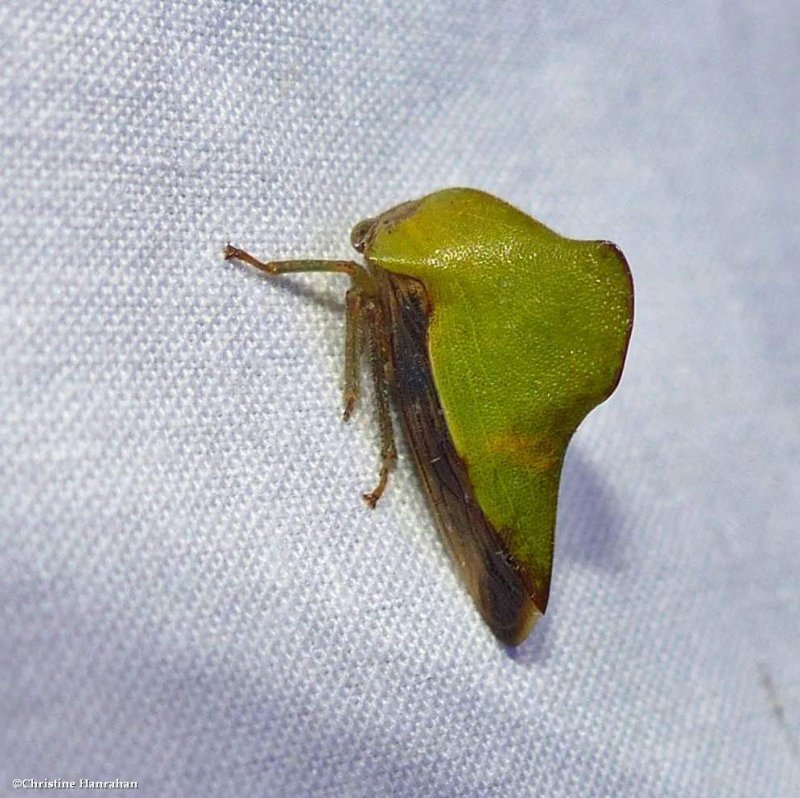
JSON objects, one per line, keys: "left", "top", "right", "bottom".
{"left": 1, "top": 2, "right": 798, "bottom": 796}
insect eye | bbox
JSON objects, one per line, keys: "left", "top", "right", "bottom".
{"left": 350, "top": 218, "right": 373, "bottom": 253}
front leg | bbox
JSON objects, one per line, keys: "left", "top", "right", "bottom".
{"left": 223, "top": 243, "right": 393, "bottom": 506}
{"left": 343, "top": 287, "right": 364, "bottom": 422}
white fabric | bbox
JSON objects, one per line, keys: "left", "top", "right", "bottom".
{"left": 2, "top": 2, "right": 798, "bottom": 796}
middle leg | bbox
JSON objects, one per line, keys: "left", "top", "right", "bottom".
{"left": 362, "top": 296, "right": 398, "bottom": 508}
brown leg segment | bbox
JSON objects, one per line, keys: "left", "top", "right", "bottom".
{"left": 362, "top": 297, "right": 397, "bottom": 508}
{"left": 223, "top": 245, "right": 360, "bottom": 279}
{"left": 343, "top": 287, "right": 363, "bottom": 422}
{"left": 223, "top": 244, "right": 394, "bottom": 506}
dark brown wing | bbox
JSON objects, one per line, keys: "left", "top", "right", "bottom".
{"left": 377, "top": 270, "right": 542, "bottom": 646}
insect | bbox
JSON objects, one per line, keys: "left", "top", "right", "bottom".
{"left": 224, "top": 188, "right": 633, "bottom": 645}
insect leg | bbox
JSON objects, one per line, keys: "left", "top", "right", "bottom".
{"left": 224, "top": 245, "right": 361, "bottom": 279}
{"left": 225, "top": 244, "right": 372, "bottom": 422}
{"left": 362, "top": 297, "right": 397, "bottom": 508}
{"left": 224, "top": 243, "right": 390, "bottom": 505}
{"left": 343, "top": 287, "right": 363, "bottom": 421}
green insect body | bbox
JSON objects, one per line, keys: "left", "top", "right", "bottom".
{"left": 225, "top": 188, "right": 633, "bottom": 646}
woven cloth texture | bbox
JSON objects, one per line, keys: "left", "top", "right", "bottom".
{"left": 1, "top": 2, "right": 798, "bottom": 796}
